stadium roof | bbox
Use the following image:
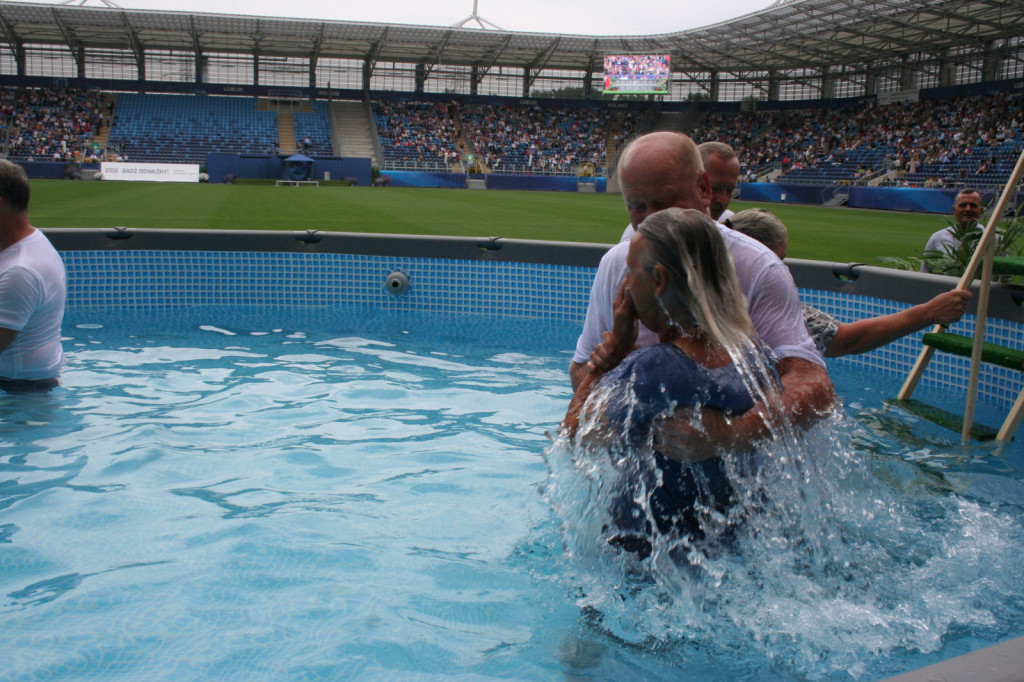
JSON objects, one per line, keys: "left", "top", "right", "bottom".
{"left": 0, "top": 0, "right": 1021, "bottom": 78}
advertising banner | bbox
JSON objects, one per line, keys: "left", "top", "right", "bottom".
{"left": 100, "top": 162, "right": 200, "bottom": 183}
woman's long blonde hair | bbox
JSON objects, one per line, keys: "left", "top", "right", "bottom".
{"left": 636, "top": 208, "right": 754, "bottom": 352}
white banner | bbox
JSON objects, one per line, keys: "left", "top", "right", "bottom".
{"left": 100, "top": 162, "right": 200, "bottom": 183}
{"left": 876, "top": 89, "right": 920, "bottom": 106}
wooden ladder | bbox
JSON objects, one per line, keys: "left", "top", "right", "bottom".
{"left": 897, "top": 148, "right": 1024, "bottom": 442}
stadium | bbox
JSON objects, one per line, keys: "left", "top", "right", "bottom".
{"left": 3, "top": 1, "right": 1024, "bottom": 680}
{"left": 0, "top": 0, "right": 1021, "bottom": 206}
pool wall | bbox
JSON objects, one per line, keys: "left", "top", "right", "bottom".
{"left": 40, "top": 227, "right": 1024, "bottom": 681}
{"left": 44, "top": 227, "right": 1024, "bottom": 415}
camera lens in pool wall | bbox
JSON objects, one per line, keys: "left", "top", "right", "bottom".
{"left": 385, "top": 270, "right": 410, "bottom": 295}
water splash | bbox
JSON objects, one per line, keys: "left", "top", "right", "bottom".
{"left": 544, "top": 348, "right": 1024, "bottom": 678}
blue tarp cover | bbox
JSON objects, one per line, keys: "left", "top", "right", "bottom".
{"left": 283, "top": 153, "right": 313, "bottom": 181}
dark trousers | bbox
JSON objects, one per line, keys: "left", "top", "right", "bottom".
{"left": 0, "top": 377, "right": 59, "bottom": 394}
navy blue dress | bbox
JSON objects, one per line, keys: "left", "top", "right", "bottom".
{"left": 594, "top": 342, "right": 772, "bottom": 555}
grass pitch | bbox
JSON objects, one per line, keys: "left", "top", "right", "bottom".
{"left": 31, "top": 180, "right": 950, "bottom": 265}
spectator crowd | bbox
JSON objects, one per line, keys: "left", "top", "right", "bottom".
{"left": 1, "top": 86, "right": 103, "bottom": 163}
{"left": 690, "top": 90, "right": 1023, "bottom": 188}
{"left": 372, "top": 99, "right": 625, "bottom": 174}
{"left": 2, "top": 84, "right": 1021, "bottom": 189}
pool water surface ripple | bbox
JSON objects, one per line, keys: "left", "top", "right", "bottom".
{"left": 1, "top": 307, "right": 1023, "bottom": 680}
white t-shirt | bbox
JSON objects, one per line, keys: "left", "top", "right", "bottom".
{"left": 574, "top": 223, "right": 823, "bottom": 368}
{"left": 620, "top": 208, "right": 734, "bottom": 241}
{"left": 920, "top": 227, "right": 959, "bottom": 273}
{"left": 0, "top": 229, "right": 66, "bottom": 379}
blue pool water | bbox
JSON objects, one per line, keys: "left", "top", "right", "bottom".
{"left": 2, "top": 306, "right": 1024, "bottom": 681}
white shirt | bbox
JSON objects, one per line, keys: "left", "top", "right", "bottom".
{"left": 574, "top": 223, "right": 823, "bottom": 368}
{"left": 921, "top": 226, "right": 959, "bottom": 272}
{"left": 0, "top": 229, "right": 66, "bottom": 379}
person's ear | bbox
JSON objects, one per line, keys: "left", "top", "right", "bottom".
{"left": 652, "top": 264, "right": 669, "bottom": 296}
{"left": 697, "top": 170, "right": 712, "bottom": 213}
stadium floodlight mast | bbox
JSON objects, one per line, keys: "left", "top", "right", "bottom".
{"left": 452, "top": 0, "right": 502, "bottom": 30}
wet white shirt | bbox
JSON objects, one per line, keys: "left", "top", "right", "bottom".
{"left": 0, "top": 229, "right": 66, "bottom": 379}
{"left": 573, "top": 223, "right": 823, "bottom": 368}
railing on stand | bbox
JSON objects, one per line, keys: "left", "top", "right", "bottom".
{"left": 820, "top": 183, "right": 850, "bottom": 207}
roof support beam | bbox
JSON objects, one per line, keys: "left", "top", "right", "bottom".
{"left": 50, "top": 7, "right": 84, "bottom": 77}
{"left": 0, "top": 14, "right": 24, "bottom": 76}
{"left": 122, "top": 15, "right": 145, "bottom": 80}
{"left": 915, "top": 5, "right": 1007, "bottom": 35}
{"left": 472, "top": 33, "right": 512, "bottom": 89}
{"left": 253, "top": 23, "right": 262, "bottom": 87}
{"left": 364, "top": 26, "right": 390, "bottom": 83}
{"left": 417, "top": 29, "right": 453, "bottom": 89}
{"left": 0, "top": 0, "right": 1019, "bottom": 101}
{"left": 525, "top": 36, "right": 561, "bottom": 92}
{"left": 309, "top": 23, "right": 325, "bottom": 89}
{"left": 189, "top": 16, "right": 203, "bottom": 83}
{"left": 664, "top": 38, "right": 809, "bottom": 93}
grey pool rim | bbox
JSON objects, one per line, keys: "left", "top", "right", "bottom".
{"left": 40, "top": 227, "right": 1024, "bottom": 323}
{"left": 42, "top": 227, "right": 1024, "bottom": 681}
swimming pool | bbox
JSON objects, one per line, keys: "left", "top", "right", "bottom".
{"left": 4, "top": 229, "right": 1024, "bottom": 680}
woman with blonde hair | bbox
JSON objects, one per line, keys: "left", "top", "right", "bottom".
{"left": 563, "top": 208, "right": 778, "bottom": 557}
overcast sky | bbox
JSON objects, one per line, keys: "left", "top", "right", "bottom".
{"left": 9, "top": 0, "right": 777, "bottom": 35}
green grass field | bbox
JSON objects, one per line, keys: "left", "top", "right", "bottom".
{"left": 30, "top": 180, "right": 952, "bottom": 265}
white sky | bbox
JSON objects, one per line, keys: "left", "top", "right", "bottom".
{"left": 8, "top": 0, "right": 778, "bottom": 35}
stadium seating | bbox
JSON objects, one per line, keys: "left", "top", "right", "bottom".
{"left": 372, "top": 100, "right": 459, "bottom": 170}
{"left": 693, "top": 91, "right": 1023, "bottom": 189}
{"left": 2, "top": 86, "right": 102, "bottom": 162}
{"left": 459, "top": 103, "right": 610, "bottom": 174}
{"left": 13, "top": 84, "right": 1020, "bottom": 194}
{"left": 106, "top": 93, "right": 279, "bottom": 164}
{"left": 293, "top": 100, "right": 332, "bottom": 156}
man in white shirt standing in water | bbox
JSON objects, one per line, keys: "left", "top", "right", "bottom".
{"left": 571, "top": 132, "right": 834, "bottom": 457}
{"left": 0, "top": 160, "right": 66, "bottom": 393}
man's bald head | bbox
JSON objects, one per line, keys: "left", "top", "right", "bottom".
{"left": 617, "top": 132, "right": 711, "bottom": 229}
{"left": 698, "top": 141, "right": 737, "bottom": 167}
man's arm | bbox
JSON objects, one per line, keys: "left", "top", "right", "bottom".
{"left": 570, "top": 242, "right": 642, "bottom": 391}
{"left": 824, "top": 289, "right": 970, "bottom": 357}
{"left": 564, "top": 290, "right": 638, "bottom": 437}
{"left": 570, "top": 277, "right": 639, "bottom": 392}
{"left": 739, "top": 246, "right": 824, "bottom": 370}
{"left": 564, "top": 364, "right": 605, "bottom": 438}
{"left": 0, "top": 264, "right": 36, "bottom": 357}
{"left": 649, "top": 239, "right": 837, "bottom": 461}
{"left": 569, "top": 361, "right": 589, "bottom": 392}
{"left": 654, "top": 357, "right": 835, "bottom": 463}
{"left": 773, "top": 356, "right": 836, "bottom": 426}
{"left": 570, "top": 240, "right": 665, "bottom": 390}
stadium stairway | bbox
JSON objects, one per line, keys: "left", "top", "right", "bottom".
{"left": 821, "top": 190, "right": 848, "bottom": 207}
{"left": 870, "top": 170, "right": 899, "bottom": 186}
{"left": 332, "top": 100, "right": 378, "bottom": 164}
{"left": 94, "top": 93, "right": 116, "bottom": 156}
{"left": 278, "top": 112, "right": 297, "bottom": 154}
{"left": 604, "top": 115, "right": 622, "bottom": 181}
